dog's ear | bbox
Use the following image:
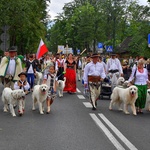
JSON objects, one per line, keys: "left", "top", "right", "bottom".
{"left": 12, "top": 92, "right": 18, "bottom": 99}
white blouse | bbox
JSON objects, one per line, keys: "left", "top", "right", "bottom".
{"left": 128, "top": 68, "right": 148, "bottom": 85}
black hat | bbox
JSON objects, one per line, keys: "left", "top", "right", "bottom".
{"left": 9, "top": 46, "right": 17, "bottom": 52}
{"left": 18, "top": 72, "right": 27, "bottom": 77}
{"left": 90, "top": 53, "right": 99, "bottom": 58}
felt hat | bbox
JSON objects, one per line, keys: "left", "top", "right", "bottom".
{"left": 90, "top": 53, "right": 99, "bottom": 58}
{"left": 9, "top": 46, "right": 17, "bottom": 52}
{"left": 18, "top": 72, "right": 27, "bottom": 77}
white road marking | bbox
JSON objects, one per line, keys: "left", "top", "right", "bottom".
{"left": 76, "top": 88, "right": 81, "bottom": 93}
{"left": 77, "top": 95, "right": 86, "bottom": 99}
{"left": 83, "top": 102, "right": 92, "bottom": 108}
{"left": 99, "top": 113, "right": 138, "bottom": 150}
{"left": 90, "top": 113, "right": 125, "bottom": 150}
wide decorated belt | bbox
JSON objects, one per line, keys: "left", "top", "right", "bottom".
{"left": 88, "top": 75, "right": 101, "bottom": 82}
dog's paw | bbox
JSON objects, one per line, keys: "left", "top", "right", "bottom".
{"left": 3, "top": 109, "right": 8, "bottom": 112}
{"left": 32, "top": 107, "right": 35, "bottom": 111}
{"left": 40, "top": 112, "right": 44, "bottom": 115}
{"left": 118, "top": 108, "right": 123, "bottom": 111}
{"left": 124, "top": 111, "right": 130, "bottom": 115}
{"left": 12, "top": 114, "right": 16, "bottom": 117}
{"left": 133, "top": 113, "right": 137, "bottom": 116}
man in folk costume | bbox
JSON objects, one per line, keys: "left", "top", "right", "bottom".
{"left": 0, "top": 46, "right": 22, "bottom": 89}
{"left": 83, "top": 53, "right": 106, "bottom": 110}
{"left": 106, "top": 53, "right": 123, "bottom": 76}
{"left": 76, "top": 55, "right": 82, "bottom": 81}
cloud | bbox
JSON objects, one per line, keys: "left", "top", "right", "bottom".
{"left": 49, "top": 0, "right": 73, "bottom": 19}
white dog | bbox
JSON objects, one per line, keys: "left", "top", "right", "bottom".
{"left": 109, "top": 85, "right": 138, "bottom": 115}
{"left": 116, "top": 77, "right": 125, "bottom": 87}
{"left": 146, "top": 89, "right": 150, "bottom": 111}
{"left": 35, "top": 71, "right": 43, "bottom": 85}
{"left": 2, "top": 88, "right": 26, "bottom": 117}
{"left": 32, "top": 84, "right": 48, "bottom": 114}
{"left": 57, "top": 77, "right": 66, "bottom": 97}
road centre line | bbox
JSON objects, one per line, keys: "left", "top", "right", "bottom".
{"left": 77, "top": 95, "right": 86, "bottom": 99}
{"left": 89, "top": 113, "right": 125, "bottom": 150}
{"left": 83, "top": 102, "right": 92, "bottom": 108}
{"left": 99, "top": 113, "right": 138, "bottom": 150}
{"left": 76, "top": 88, "right": 81, "bottom": 93}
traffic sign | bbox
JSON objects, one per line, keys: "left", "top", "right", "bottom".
{"left": 0, "top": 42, "right": 9, "bottom": 51}
{"left": 106, "top": 46, "right": 113, "bottom": 52}
{"left": 148, "top": 34, "right": 150, "bottom": 48}
{"left": 1, "top": 33, "right": 9, "bottom": 41}
{"left": 77, "top": 49, "right": 80, "bottom": 54}
{"left": 98, "top": 43, "right": 103, "bottom": 48}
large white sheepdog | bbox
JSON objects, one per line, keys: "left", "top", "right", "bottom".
{"left": 57, "top": 77, "right": 66, "bottom": 97}
{"left": 146, "top": 89, "right": 150, "bottom": 111}
{"left": 35, "top": 71, "right": 43, "bottom": 85}
{"left": 109, "top": 85, "right": 138, "bottom": 115}
{"left": 2, "top": 88, "right": 26, "bottom": 117}
{"left": 32, "top": 84, "right": 48, "bottom": 114}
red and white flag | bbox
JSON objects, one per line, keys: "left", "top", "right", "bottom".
{"left": 36, "top": 39, "right": 48, "bottom": 59}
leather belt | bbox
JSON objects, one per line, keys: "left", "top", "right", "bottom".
{"left": 88, "top": 75, "right": 101, "bottom": 82}
{"left": 109, "top": 69, "right": 119, "bottom": 73}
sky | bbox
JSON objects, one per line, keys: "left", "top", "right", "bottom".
{"left": 49, "top": 0, "right": 149, "bottom": 20}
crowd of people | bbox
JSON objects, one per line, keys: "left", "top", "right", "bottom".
{"left": 0, "top": 46, "right": 150, "bottom": 115}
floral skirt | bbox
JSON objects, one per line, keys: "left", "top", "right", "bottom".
{"left": 64, "top": 68, "right": 76, "bottom": 93}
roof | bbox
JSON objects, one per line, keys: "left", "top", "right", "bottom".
{"left": 116, "top": 36, "right": 132, "bottom": 53}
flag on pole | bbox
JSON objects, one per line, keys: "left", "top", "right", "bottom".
{"left": 36, "top": 39, "right": 48, "bottom": 59}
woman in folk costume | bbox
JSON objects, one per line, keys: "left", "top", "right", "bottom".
{"left": 64, "top": 53, "right": 76, "bottom": 93}
{"left": 128, "top": 58, "right": 150, "bottom": 114}
{"left": 43, "top": 64, "right": 57, "bottom": 114}
{"left": 55, "top": 53, "right": 65, "bottom": 81}
{"left": 0, "top": 46, "right": 22, "bottom": 89}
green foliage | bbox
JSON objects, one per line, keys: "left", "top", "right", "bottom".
{"left": 0, "top": 0, "right": 50, "bottom": 54}
{"left": 47, "top": 0, "right": 150, "bottom": 57}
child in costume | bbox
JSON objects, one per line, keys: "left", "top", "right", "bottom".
{"left": 43, "top": 65, "right": 57, "bottom": 114}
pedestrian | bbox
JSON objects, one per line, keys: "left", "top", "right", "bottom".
{"left": 76, "top": 55, "right": 82, "bottom": 81}
{"left": 0, "top": 46, "right": 22, "bottom": 89}
{"left": 83, "top": 53, "right": 106, "bottom": 110}
{"left": 128, "top": 58, "right": 150, "bottom": 114}
{"left": 14, "top": 72, "right": 30, "bottom": 114}
{"left": 64, "top": 53, "right": 76, "bottom": 93}
{"left": 106, "top": 53, "right": 123, "bottom": 76}
{"left": 55, "top": 53, "right": 65, "bottom": 81}
{"left": 24, "top": 54, "right": 36, "bottom": 92}
{"left": 43, "top": 64, "right": 57, "bottom": 113}
{"left": 14, "top": 72, "right": 30, "bottom": 94}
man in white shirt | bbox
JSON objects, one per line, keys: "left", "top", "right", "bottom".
{"left": 83, "top": 53, "right": 106, "bottom": 110}
{"left": 0, "top": 46, "right": 22, "bottom": 89}
{"left": 76, "top": 55, "right": 82, "bottom": 81}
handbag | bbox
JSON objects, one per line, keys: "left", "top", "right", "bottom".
{"left": 130, "top": 68, "right": 137, "bottom": 85}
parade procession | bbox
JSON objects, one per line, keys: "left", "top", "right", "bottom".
{"left": 0, "top": 0, "right": 150, "bottom": 150}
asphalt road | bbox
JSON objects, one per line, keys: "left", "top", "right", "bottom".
{"left": 0, "top": 81, "right": 150, "bottom": 150}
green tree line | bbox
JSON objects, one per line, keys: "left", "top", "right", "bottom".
{"left": 0, "top": 0, "right": 50, "bottom": 55}
{"left": 47, "top": 0, "right": 150, "bottom": 57}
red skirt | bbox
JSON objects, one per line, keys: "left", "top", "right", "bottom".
{"left": 64, "top": 68, "right": 76, "bottom": 93}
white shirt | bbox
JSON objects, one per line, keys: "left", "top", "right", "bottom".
{"left": 27, "top": 61, "right": 34, "bottom": 73}
{"left": 55, "top": 59, "right": 64, "bottom": 71}
{"left": 106, "top": 58, "right": 123, "bottom": 73}
{"left": 6, "top": 58, "right": 16, "bottom": 76}
{"left": 14, "top": 80, "right": 30, "bottom": 91}
{"left": 128, "top": 68, "right": 148, "bottom": 85}
{"left": 83, "top": 61, "right": 106, "bottom": 84}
